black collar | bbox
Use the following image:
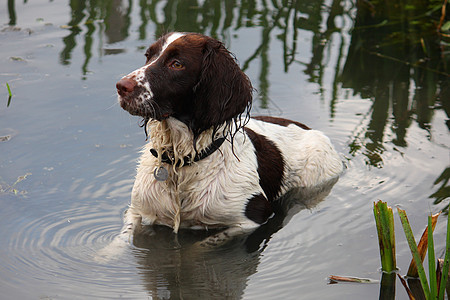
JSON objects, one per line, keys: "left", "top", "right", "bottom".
{"left": 150, "top": 137, "right": 226, "bottom": 167}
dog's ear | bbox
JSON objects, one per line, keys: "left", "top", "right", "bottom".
{"left": 192, "top": 37, "right": 253, "bottom": 136}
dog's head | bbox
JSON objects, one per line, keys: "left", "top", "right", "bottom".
{"left": 117, "top": 32, "right": 253, "bottom": 137}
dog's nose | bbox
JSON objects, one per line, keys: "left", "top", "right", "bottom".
{"left": 116, "top": 78, "right": 137, "bottom": 97}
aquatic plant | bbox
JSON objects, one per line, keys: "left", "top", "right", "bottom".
{"left": 373, "top": 201, "right": 396, "bottom": 273}
{"left": 398, "top": 208, "right": 450, "bottom": 300}
{"left": 0, "top": 173, "right": 31, "bottom": 196}
{"left": 331, "top": 201, "right": 450, "bottom": 299}
{"left": 6, "top": 82, "right": 12, "bottom": 107}
{"left": 375, "top": 201, "right": 450, "bottom": 299}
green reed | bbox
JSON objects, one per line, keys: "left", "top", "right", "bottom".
{"left": 374, "top": 201, "right": 396, "bottom": 273}
{"left": 6, "top": 82, "right": 12, "bottom": 107}
{"left": 374, "top": 200, "right": 450, "bottom": 299}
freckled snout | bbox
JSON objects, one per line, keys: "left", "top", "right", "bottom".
{"left": 116, "top": 77, "right": 137, "bottom": 97}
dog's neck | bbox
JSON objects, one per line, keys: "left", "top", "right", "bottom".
{"left": 147, "top": 118, "right": 228, "bottom": 167}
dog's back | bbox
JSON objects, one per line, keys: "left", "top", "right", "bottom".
{"left": 245, "top": 118, "right": 343, "bottom": 190}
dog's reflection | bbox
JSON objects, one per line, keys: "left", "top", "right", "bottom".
{"left": 131, "top": 179, "right": 338, "bottom": 299}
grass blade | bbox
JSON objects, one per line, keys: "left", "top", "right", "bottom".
{"left": 6, "top": 82, "right": 12, "bottom": 96}
{"left": 438, "top": 214, "right": 450, "bottom": 299}
{"left": 428, "top": 215, "right": 437, "bottom": 299}
{"left": 374, "top": 201, "right": 396, "bottom": 272}
{"left": 407, "top": 213, "right": 440, "bottom": 277}
{"left": 6, "top": 82, "right": 12, "bottom": 107}
{"left": 398, "top": 208, "right": 430, "bottom": 298}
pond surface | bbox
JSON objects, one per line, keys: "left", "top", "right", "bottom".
{"left": 1, "top": 0, "right": 449, "bottom": 299}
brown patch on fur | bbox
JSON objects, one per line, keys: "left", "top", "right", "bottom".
{"left": 245, "top": 193, "right": 273, "bottom": 224}
{"left": 252, "top": 116, "right": 311, "bottom": 130}
{"left": 244, "top": 127, "right": 284, "bottom": 202}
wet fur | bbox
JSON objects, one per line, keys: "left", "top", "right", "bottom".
{"left": 115, "top": 32, "right": 343, "bottom": 244}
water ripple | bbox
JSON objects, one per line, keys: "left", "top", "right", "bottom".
{"left": 0, "top": 201, "right": 148, "bottom": 298}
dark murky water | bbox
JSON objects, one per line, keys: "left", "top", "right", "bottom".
{"left": 1, "top": 0, "right": 449, "bottom": 299}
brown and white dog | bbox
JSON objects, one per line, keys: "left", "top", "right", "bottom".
{"left": 116, "top": 32, "right": 343, "bottom": 242}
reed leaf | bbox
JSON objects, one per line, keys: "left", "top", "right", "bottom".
{"left": 6, "top": 82, "right": 12, "bottom": 107}
{"left": 374, "top": 201, "right": 396, "bottom": 272}
{"left": 407, "top": 213, "right": 440, "bottom": 277}
{"left": 6, "top": 82, "right": 12, "bottom": 96}
{"left": 428, "top": 215, "right": 437, "bottom": 299}
{"left": 438, "top": 214, "right": 450, "bottom": 299}
{"left": 398, "top": 208, "right": 430, "bottom": 298}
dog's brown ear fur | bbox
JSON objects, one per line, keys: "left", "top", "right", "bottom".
{"left": 192, "top": 37, "right": 253, "bottom": 137}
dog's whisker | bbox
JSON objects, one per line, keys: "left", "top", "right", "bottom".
{"left": 105, "top": 101, "right": 119, "bottom": 111}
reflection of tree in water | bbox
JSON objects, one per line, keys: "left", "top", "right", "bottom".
{"left": 431, "top": 167, "right": 450, "bottom": 212}
{"left": 60, "top": 0, "right": 132, "bottom": 78}
{"left": 7, "top": 0, "right": 16, "bottom": 26}
{"left": 341, "top": 0, "right": 449, "bottom": 167}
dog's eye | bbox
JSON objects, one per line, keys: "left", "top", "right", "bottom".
{"left": 170, "top": 60, "right": 184, "bottom": 70}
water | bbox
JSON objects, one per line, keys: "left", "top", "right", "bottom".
{"left": 0, "top": 0, "right": 449, "bottom": 299}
